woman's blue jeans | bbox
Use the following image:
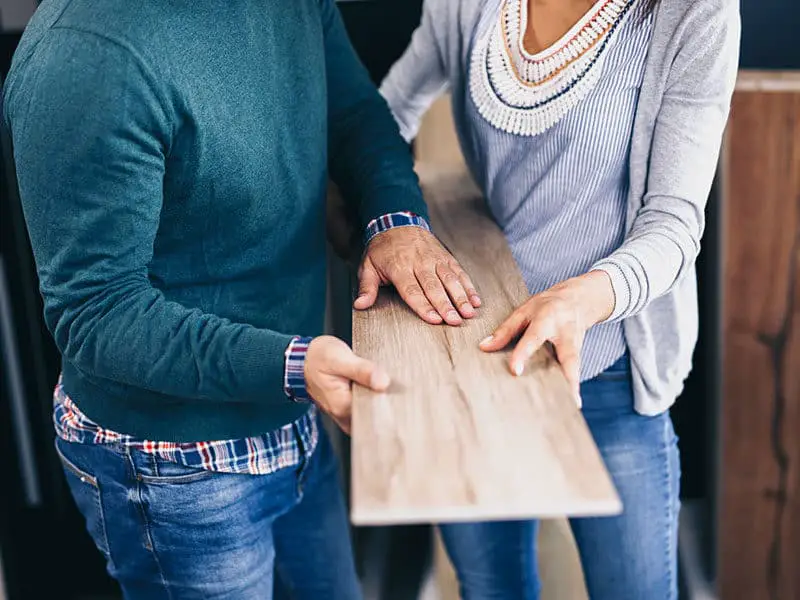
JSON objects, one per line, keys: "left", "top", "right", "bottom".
{"left": 439, "top": 354, "right": 681, "bottom": 600}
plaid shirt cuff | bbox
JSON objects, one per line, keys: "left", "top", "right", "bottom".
{"left": 284, "top": 336, "right": 312, "bottom": 403}
{"left": 364, "top": 212, "right": 431, "bottom": 246}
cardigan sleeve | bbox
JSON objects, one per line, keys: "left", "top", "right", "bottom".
{"left": 592, "top": 0, "right": 740, "bottom": 322}
{"left": 379, "top": 0, "right": 450, "bottom": 142}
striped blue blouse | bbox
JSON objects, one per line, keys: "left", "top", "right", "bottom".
{"left": 462, "top": 1, "right": 654, "bottom": 380}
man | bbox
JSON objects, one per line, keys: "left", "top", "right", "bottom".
{"left": 3, "top": 0, "right": 481, "bottom": 597}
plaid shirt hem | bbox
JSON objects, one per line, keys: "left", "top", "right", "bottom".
{"left": 53, "top": 380, "right": 319, "bottom": 475}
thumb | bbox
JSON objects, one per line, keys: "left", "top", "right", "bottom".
{"left": 331, "top": 350, "right": 390, "bottom": 392}
{"left": 354, "top": 260, "right": 381, "bottom": 310}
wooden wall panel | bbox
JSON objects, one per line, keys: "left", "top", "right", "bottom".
{"left": 350, "top": 169, "right": 620, "bottom": 525}
{"left": 720, "top": 71, "right": 800, "bottom": 600}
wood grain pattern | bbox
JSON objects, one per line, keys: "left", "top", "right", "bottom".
{"left": 350, "top": 169, "right": 621, "bottom": 525}
{"left": 720, "top": 74, "right": 800, "bottom": 600}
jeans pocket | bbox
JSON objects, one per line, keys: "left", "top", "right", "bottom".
{"left": 54, "top": 439, "right": 112, "bottom": 559}
{"left": 133, "top": 451, "right": 217, "bottom": 485}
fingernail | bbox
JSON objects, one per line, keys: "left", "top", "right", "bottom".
{"left": 446, "top": 310, "right": 460, "bottom": 322}
{"left": 471, "top": 295, "right": 482, "bottom": 307}
{"left": 427, "top": 310, "right": 442, "bottom": 321}
{"left": 513, "top": 362, "right": 524, "bottom": 376}
{"left": 460, "top": 303, "right": 475, "bottom": 316}
{"left": 480, "top": 335, "right": 493, "bottom": 346}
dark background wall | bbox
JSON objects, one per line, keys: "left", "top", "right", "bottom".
{"left": 739, "top": 0, "right": 800, "bottom": 69}
{"left": 336, "top": 0, "right": 800, "bottom": 75}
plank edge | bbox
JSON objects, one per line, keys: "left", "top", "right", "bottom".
{"left": 351, "top": 498, "right": 623, "bottom": 526}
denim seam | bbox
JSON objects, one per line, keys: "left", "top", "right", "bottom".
{"left": 92, "top": 477, "right": 115, "bottom": 572}
{"left": 54, "top": 441, "right": 99, "bottom": 487}
{"left": 521, "top": 525, "right": 540, "bottom": 600}
{"left": 137, "top": 470, "right": 217, "bottom": 485}
{"left": 55, "top": 442, "right": 116, "bottom": 570}
{"left": 662, "top": 417, "right": 678, "bottom": 598}
{"left": 125, "top": 451, "right": 175, "bottom": 600}
{"left": 144, "top": 523, "right": 174, "bottom": 600}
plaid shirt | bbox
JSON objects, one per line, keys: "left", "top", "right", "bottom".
{"left": 54, "top": 212, "right": 429, "bottom": 475}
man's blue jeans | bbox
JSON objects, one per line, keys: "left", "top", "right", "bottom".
{"left": 56, "top": 423, "right": 361, "bottom": 599}
{"left": 439, "top": 354, "right": 681, "bottom": 600}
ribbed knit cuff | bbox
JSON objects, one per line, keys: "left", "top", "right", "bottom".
{"left": 364, "top": 212, "right": 431, "bottom": 246}
{"left": 590, "top": 261, "right": 631, "bottom": 323}
{"left": 284, "top": 336, "right": 313, "bottom": 403}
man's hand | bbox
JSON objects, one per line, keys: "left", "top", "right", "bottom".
{"left": 304, "top": 336, "right": 389, "bottom": 434}
{"left": 478, "top": 271, "right": 615, "bottom": 406}
{"left": 355, "top": 227, "right": 481, "bottom": 326}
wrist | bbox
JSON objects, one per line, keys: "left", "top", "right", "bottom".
{"left": 570, "top": 271, "right": 616, "bottom": 326}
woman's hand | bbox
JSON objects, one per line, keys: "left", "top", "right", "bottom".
{"left": 304, "top": 336, "right": 390, "bottom": 434}
{"left": 479, "top": 271, "right": 615, "bottom": 404}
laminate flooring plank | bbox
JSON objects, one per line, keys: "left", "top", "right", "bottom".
{"left": 351, "top": 171, "right": 621, "bottom": 525}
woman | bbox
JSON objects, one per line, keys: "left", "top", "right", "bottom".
{"left": 381, "top": 0, "right": 739, "bottom": 597}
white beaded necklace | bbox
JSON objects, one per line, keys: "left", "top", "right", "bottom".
{"left": 470, "top": 0, "right": 634, "bottom": 136}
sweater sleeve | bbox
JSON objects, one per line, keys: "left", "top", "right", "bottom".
{"left": 321, "top": 0, "right": 429, "bottom": 229}
{"left": 4, "top": 29, "right": 295, "bottom": 405}
{"left": 592, "top": 0, "right": 740, "bottom": 322}
{"left": 379, "top": 0, "right": 450, "bottom": 143}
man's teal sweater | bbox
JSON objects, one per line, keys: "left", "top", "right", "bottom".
{"left": 3, "top": 0, "right": 428, "bottom": 441}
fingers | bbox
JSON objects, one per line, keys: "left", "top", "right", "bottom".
{"left": 450, "top": 261, "right": 481, "bottom": 307}
{"left": 306, "top": 337, "right": 392, "bottom": 435}
{"left": 390, "top": 269, "right": 444, "bottom": 325}
{"left": 505, "top": 319, "right": 583, "bottom": 408}
{"left": 330, "top": 350, "right": 390, "bottom": 392}
{"left": 508, "top": 324, "right": 547, "bottom": 376}
{"left": 435, "top": 262, "right": 476, "bottom": 318}
{"left": 416, "top": 268, "right": 461, "bottom": 325}
{"left": 479, "top": 310, "right": 529, "bottom": 352}
{"left": 354, "top": 259, "right": 381, "bottom": 310}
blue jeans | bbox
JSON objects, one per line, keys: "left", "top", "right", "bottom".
{"left": 55, "top": 425, "right": 361, "bottom": 600}
{"left": 439, "top": 354, "right": 681, "bottom": 600}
